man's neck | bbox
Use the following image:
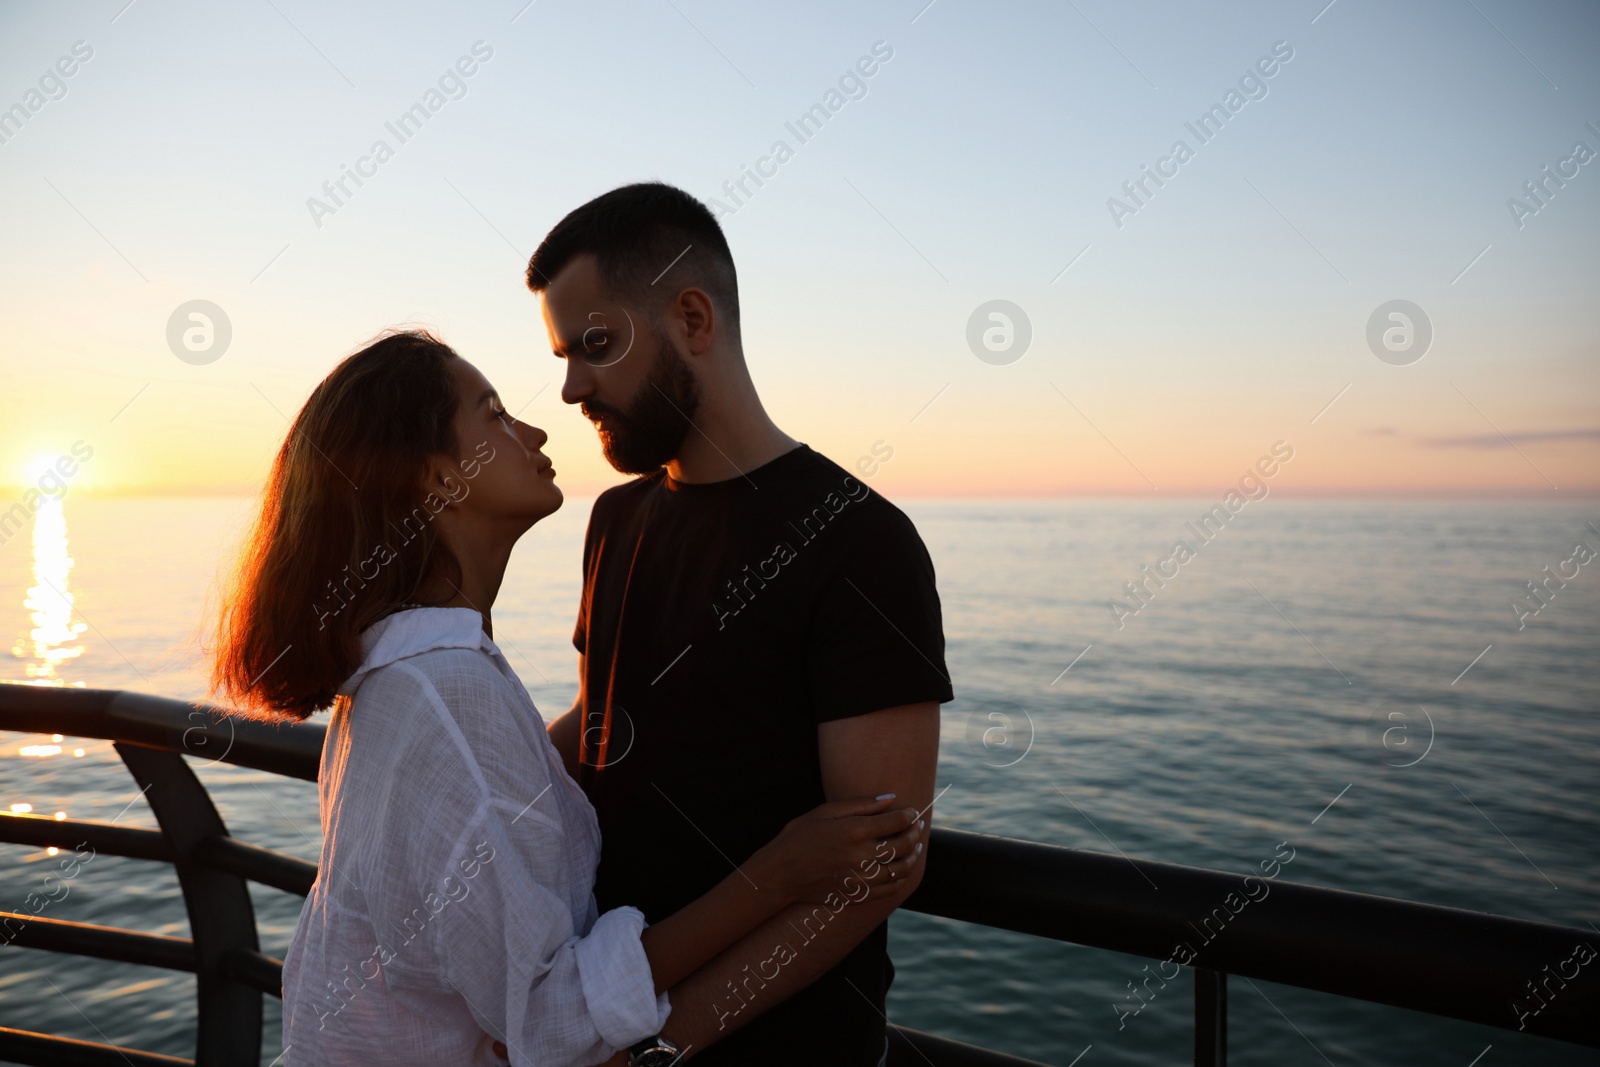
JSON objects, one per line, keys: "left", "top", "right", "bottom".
{"left": 665, "top": 381, "right": 798, "bottom": 485}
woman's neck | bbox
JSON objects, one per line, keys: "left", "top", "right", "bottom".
{"left": 414, "top": 522, "right": 516, "bottom": 638}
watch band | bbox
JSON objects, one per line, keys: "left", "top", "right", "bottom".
{"left": 628, "top": 1034, "right": 680, "bottom": 1066}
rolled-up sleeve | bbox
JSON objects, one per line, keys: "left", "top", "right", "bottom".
{"left": 417, "top": 824, "right": 670, "bottom": 1066}
{"left": 575, "top": 906, "right": 667, "bottom": 1049}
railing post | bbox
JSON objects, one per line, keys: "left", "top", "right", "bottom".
{"left": 1194, "top": 967, "right": 1226, "bottom": 1067}
{"left": 116, "top": 743, "right": 262, "bottom": 1066}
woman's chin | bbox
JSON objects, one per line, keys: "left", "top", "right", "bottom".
{"left": 533, "top": 483, "right": 564, "bottom": 519}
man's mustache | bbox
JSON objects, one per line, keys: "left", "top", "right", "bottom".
{"left": 581, "top": 402, "right": 625, "bottom": 424}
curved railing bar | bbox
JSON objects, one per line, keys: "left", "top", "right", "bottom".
{"left": 0, "top": 687, "right": 323, "bottom": 783}
{"left": 111, "top": 744, "right": 262, "bottom": 1066}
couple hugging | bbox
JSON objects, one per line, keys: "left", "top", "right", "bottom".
{"left": 211, "top": 182, "right": 953, "bottom": 1066}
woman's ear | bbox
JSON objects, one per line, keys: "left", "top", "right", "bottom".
{"left": 419, "top": 453, "right": 465, "bottom": 507}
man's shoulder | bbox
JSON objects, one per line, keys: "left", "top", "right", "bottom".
{"left": 588, "top": 473, "right": 664, "bottom": 526}
{"left": 777, "top": 447, "right": 921, "bottom": 545}
{"left": 596, "top": 472, "right": 663, "bottom": 501}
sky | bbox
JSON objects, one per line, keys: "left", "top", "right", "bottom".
{"left": 0, "top": 0, "right": 1596, "bottom": 500}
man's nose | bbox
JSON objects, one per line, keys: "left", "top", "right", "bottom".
{"left": 561, "top": 360, "right": 593, "bottom": 406}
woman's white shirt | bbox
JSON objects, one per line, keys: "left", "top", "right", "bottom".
{"left": 281, "top": 607, "right": 669, "bottom": 1066}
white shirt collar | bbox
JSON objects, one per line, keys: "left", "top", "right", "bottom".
{"left": 337, "top": 607, "right": 492, "bottom": 695}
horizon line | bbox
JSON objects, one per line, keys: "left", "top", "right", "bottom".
{"left": 5, "top": 485, "right": 1597, "bottom": 503}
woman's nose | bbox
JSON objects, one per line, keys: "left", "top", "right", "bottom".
{"left": 523, "top": 423, "right": 548, "bottom": 450}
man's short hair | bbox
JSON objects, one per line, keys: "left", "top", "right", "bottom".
{"left": 527, "top": 182, "right": 740, "bottom": 337}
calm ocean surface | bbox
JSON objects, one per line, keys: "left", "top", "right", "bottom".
{"left": 2, "top": 495, "right": 1596, "bottom": 1066}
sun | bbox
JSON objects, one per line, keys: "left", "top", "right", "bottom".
{"left": 26, "top": 453, "right": 58, "bottom": 482}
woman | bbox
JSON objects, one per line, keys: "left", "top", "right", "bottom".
{"left": 212, "top": 330, "right": 923, "bottom": 1066}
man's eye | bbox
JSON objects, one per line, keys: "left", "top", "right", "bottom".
{"left": 580, "top": 329, "right": 609, "bottom": 359}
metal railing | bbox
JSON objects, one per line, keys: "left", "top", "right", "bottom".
{"left": 1, "top": 686, "right": 1596, "bottom": 1066}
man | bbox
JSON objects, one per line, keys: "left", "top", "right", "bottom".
{"left": 531, "top": 182, "right": 951, "bottom": 1066}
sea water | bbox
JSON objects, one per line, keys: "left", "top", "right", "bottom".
{"left": 1, "top": 496, "right": 1596, "bottom": 1065}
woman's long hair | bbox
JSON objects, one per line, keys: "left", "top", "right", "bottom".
{"left": 212, "top": 330, "right": 465, "bottom": 719}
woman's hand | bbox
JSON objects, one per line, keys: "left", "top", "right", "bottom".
{"left": 746, "top": 794, "right": 925, "bottom": 906}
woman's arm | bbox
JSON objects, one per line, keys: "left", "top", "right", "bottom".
{"left": 635, "top": 794, "right": 923, "bottom": 994}
{"left": 490, "top": 795, "right": 922, "bottom": 1062}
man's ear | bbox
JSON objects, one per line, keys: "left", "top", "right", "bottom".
{"left": 674, "top": 286, "right": 716, "bottom": 356}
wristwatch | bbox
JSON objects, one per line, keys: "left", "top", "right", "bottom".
{"left": 628, "top": 1034, "right": 681, "bottom": 1066}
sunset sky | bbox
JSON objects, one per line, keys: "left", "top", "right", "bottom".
{"left": 1, "top": 0, "right": 1596, "bottom": 501}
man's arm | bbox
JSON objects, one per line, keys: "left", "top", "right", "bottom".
{"left": 655, "top": 701, "right": 940, "bottom": 1057}
{"left": 547, "top": 654, "right": 584, "bottom": 781}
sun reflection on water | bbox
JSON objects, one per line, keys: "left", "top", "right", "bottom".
{"left": 10, "top": 497, "right": 87, "bottom": 686}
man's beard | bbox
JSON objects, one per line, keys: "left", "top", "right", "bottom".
{"left": 584, "top": 331, "right": 701, "bottom": 474}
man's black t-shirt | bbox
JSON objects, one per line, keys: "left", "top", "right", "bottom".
{"left": 572, "top": 444, "right": 953, "bottom": 1067}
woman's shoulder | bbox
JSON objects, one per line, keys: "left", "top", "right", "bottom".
{"left": 351, "top": 644, "right": 500, "bottom": 701}
{"left": 348, "top": 646, "right": 530, "bottom": 742}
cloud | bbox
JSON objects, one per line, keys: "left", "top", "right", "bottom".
{"left": 1421, "top": 428, "right": 1600, "bottom": 449}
